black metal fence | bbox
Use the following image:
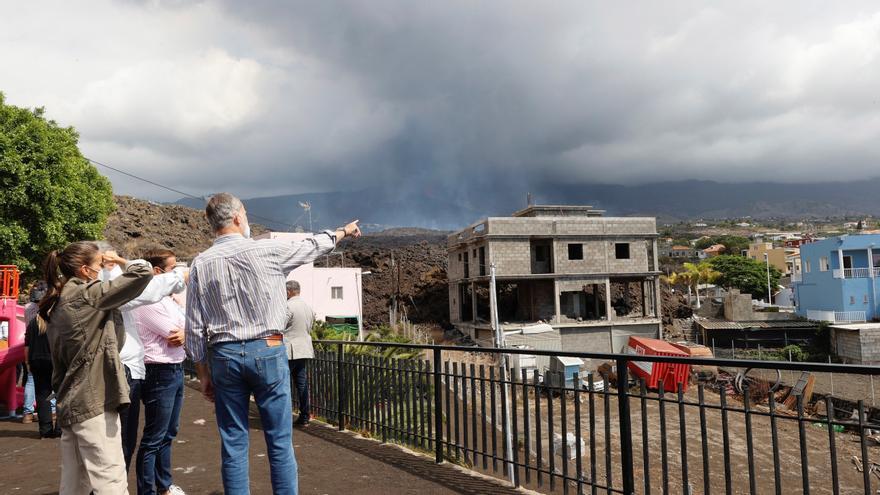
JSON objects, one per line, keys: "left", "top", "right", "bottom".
{"left": 303, "top": 340, "right": 880, "bottom": 495}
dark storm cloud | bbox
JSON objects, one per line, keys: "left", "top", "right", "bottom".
{"left": 4, "top": 1, "right": 880, "bottom": 201}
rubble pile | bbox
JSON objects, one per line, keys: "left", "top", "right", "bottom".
{"left": 319, "top": 230, "right": 451, "bottom": 329}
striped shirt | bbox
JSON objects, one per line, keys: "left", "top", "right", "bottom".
{"left": 133, "top": 296, "right": 186, "bottom": 364}
{"left": 185, "top": 231, "right": 337, "bottom": 363}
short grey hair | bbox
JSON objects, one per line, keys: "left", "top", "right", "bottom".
{"left": 286, "top": 280, "right": 301, "bottom": 293}
{"left": 206, "top": 193, "right": 244, "bottom": 232}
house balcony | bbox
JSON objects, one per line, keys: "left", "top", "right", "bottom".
{"left": 806, "top": 309, "right": 867, "bottom": 323}
{"left": 833, "top": 267, "right": 880, "bottom": 279}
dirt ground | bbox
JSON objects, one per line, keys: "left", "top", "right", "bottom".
{"left": 435, "top": 368, "right": 877, "bottom": 495}
{"left": 0, "top": 382, "right": 526, "bottom": 495}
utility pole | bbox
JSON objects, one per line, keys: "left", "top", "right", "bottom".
{"left": 764, "top": 252, "right": 772, "bottom": 304}
{"left": 490, "top": 262, "right": 515, "bottom": 483}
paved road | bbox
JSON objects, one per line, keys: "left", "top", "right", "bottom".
{"left": 0, "top": 381, "right": 524, "bottom": 494}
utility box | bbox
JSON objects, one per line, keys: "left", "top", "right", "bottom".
{"left": 625, "top": 336, "right": 690, "bottom": 393}
{"left": 547, "top": 356, "right": 584, "bottom": 389}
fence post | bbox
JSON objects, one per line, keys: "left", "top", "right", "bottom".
{"left": 616, "top": 357, "right": 635, "bottom": 495}
{"left": 433, "top": 347, "right": 444, "bottom": 464}
{"left": 337, "top": 342, "right": 345, "bottom": 431}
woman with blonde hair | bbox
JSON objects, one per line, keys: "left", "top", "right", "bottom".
{"left": 39, "top": 241, "right": 153, "bottom": 494}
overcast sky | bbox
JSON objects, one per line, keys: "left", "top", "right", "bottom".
{"left": 3, "top": 1, "right": 880, "bottom": 201}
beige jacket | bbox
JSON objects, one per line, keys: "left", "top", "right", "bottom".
{"left": 283, "top": 296, "right": 315, "bottom": 361}
{"left": 48, "top": 262, "right": 152, "bottom": 426}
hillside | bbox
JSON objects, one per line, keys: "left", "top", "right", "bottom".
{"left": 104, "top": 196, "right": 268, "bottom": 259}
{"left": 105, "top": 195, "right": 451, "bottom": 328}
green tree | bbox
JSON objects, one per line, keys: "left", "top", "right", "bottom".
{"left": 708, "top": 255, "right": 782, "bottom": 300}
{"left": 0, "top": 93, "right": 113, "bottom": 276}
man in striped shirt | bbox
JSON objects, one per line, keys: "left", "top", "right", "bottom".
{"left": 185, "top": 193, "right": 360, "bottom": 495}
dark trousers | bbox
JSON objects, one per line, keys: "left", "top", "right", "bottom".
{"left": 137, "top": 363, "right": 184, "bottom": 495}
{"left": 121, "top": 365, "right": 143, "bottom": 473}
{"left": 290, "top": 359, "right": 310, "bottom": 419}
{"left": 30, "top": 360, "right": 55, "bottom": 436}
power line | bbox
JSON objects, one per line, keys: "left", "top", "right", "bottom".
{"left": 88, "top": 158, "right": 205, "bottom": 202}
{"left": 86, "top": 157, "right": 299, "bottom": 230}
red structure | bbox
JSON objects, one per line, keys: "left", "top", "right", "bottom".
{"left": 0, "top": 265, "right": 24, "bottom": 415}
{"left": 0, "top": 265, "right": 19, "bottom": 300}
{"left": 625, "top": 336, "right": 691, "bottom": 393}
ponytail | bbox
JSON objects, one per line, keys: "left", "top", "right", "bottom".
{"left": 38, "top": 250, "right": 63, "bottom": 322}
{"left": 36, "top": 315, "right": 48, "bottom": 335}
{"left": 37, "top": 242, "right": 100, "bottom": 322}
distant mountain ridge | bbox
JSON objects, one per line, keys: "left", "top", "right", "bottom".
{"left": 175, "top": 178, "right": 880, "bottom": 231}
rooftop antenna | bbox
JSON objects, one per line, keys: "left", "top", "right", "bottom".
{"left": 299, "top": 201, "right": 312, "bottom": 232}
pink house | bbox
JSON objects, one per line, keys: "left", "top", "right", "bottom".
{"left": 254, "top": 232, "right": 365, "bottom": 338}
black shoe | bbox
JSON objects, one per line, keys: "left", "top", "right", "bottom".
{"left": 294, "top": 416, "right": 310, "bottom": 427}
{"left": 40, "top": 429, "right": 61, "bottom": 439}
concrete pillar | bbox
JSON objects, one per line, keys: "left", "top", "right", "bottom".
{"left": 642, "top": 280, "right": 650, "bottom": 317}
{"left": 838, "top": 249, "right": 845, "bottom": 278}
{"left": 471, "top": 282, "right": 477, "bottom": 323}
{"left": 605, "top": 278, "right": 613, "bottom": 321}
{"left": 652, "top": 239, "right": 660, "bottom": 272}
{"left": 654, "top": 277, "right": 662, "bottom": 319}
{"left": 593, "top": 283, "right": 601, "bottom": 318}
{"left": 553, "top": 279, "right": 561, "bottom": 324}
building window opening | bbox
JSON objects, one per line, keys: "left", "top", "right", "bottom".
{"left": 615, "top": 243, "right": 630, "bottom": 260}
{"left": 331, "top": 286, "right": 344, "bottom": 299}
{"left": 568, "top": 244, "right": 583, "bottom": 260}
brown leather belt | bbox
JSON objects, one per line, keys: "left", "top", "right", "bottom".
{"left": 264, "top": 334, "right": 283, "bottom": 347}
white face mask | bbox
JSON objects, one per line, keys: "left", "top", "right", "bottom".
{"left": 101, "top": 264, "right": 124, "bottom": 281}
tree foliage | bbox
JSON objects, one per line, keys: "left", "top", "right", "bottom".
{"left": 708, "top": 255, "right": 782, "bottom": 299}
{"left": 0, "top": 93, "right": 114, "bottom": 275}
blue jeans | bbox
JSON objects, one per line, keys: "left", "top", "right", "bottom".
{"left": 121, "top": 365, "right": 143, "bottom": 473}
{"left": 23, "top": 372, "right": 34, "bottom": 414}
{"left": 210, "top": 340, "right": 297, "bottom": 495}
{"left": 136, "top": 363, "right": 184, "bottom": 495}
{"left": 289, "top": 359, "right": 310, "bottom": 420}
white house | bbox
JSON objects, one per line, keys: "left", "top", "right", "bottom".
{"left": 255, "top": 232, "right": 366, "bottom": 338}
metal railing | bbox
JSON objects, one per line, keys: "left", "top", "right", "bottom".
{"left": 845, "top": 268, "right": 872, "bottom": 279}
{"left": 305, "top": 340, "right": 880, "bottom": 495}
{"left": 834, "top": 310, "right": 867, "bottom": 323}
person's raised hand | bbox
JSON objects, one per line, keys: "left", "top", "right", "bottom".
{"left": 343, "top": 220, "right": 362, "bottom": 239}
{"left": 102, "top": 252, "right": 128, "bottom": 267}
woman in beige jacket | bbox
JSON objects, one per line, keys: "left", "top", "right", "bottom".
{"left": 39, "top": 241, "right": 153, "bottom": 495}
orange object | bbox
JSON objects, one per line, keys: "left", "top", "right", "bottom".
{"left": 0, "top": 266, "right": 20, "bottom": 300}
{"left": 626, "top": 336, "right": 691, "bottom": 393}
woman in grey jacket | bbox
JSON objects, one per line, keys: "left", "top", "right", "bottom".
{"left": 39, "top": 241, "right": 153, "bottom": 495}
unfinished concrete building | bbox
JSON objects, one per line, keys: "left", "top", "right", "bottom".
{"left": 448, "top": 205, "right": 662, "bottom": 353}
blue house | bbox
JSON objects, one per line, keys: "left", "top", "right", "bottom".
{"left": 793, "top": 234, "right": 880, "bottom": 323}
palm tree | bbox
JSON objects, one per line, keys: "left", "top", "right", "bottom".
{"left": 683, "top": 262, "right": 722, "bottom": 309}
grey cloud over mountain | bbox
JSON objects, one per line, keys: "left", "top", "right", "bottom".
{"left": 4, "top": 1, "right": 880, "bottom": 203}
